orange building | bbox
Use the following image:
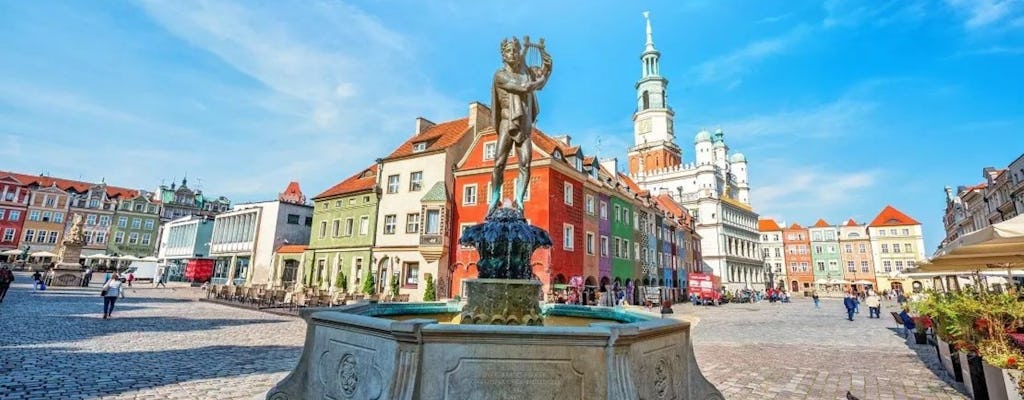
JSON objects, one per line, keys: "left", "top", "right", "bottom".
{"left": 782, "top": 223, "right": 813, "bottom": 293}
{"left": 839, "top": 218, "right": 875, "bottom": 292}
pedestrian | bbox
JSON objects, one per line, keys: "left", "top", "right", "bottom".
{"left": 126, "top": 272, "right": 135, "bottom": 287}
{"left": 812, "top": 291, "right": 820, "bottom": 309}
{"left": 31, "top": 270, "right": 42, "bottom": 290}
{"left": 101, "top": 273, "right": 124, "bottom": 319}
{"left": 843, "top": 292, "right": 858, "bottom": 321}
{"left": 156, "top": 274, "right": 167, "bottom": 288}
{"left": 0, "top": 266, "right": 14, "bottom": 302}
{"left": 104, "top": 271, "right": 111, "bottom": 284}
{"left": 865, "top": 290, "right": 881, "bottom": 319}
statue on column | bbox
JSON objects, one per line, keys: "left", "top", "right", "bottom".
{"left": 489, "top": 36, "right": 553, "bottom": 212}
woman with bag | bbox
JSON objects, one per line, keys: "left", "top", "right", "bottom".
{"left": 101, "top": 273, "right": 123, "bottom": 319}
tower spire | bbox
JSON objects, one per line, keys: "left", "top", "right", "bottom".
{"left": 643, "top": 11, "right": 655, "bottom": 52}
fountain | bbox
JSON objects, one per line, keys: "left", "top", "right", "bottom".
{"left": 266, "top": 35, "right": 723, "bottom": 400}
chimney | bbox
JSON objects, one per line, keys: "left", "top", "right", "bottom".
{"left": 599, "top": 158, "right": 619, "bottom": 175}
{"left": 415, "top": 117, "right": 436, "bottom": 137}
{"left": 553, "top": 135, "right": 572, "bottom": 146}
{"left": 468, "top": 102, "right": 491, "bottom": 131}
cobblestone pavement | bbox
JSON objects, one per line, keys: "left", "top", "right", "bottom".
{"left": 1, "top": 274, "right": 967, "bottom": 399}
{"left": 0, "top": 273, "right": 304, "bottom": 400}
{"left": 682, "top": 298, "right": 968, "bottom": 400}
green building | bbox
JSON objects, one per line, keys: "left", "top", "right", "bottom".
{"left": 610, "top": 195, "right": 634, "bottom": 282}
{"left": 809, "top": 219, "right": 841, "bottom": 282}
{"left": 294, "top": 165, "right": 379, "bottom": 292}
{"left": 107, "top": 191, "right": 162, "bottom": 260}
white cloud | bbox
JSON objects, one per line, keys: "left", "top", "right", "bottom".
{"left": 718, "top": 99, "right": 876, "bottom": 141}
{"left": 945, "top": 0, "right": 1023, "bottom": 30}
{"left": 689, "top": 25, "right": 810, "bottom": 86}
{"left": 752, "top": 161, "right": 880, "bottom": 224}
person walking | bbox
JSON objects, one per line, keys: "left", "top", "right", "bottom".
{"left": 101, "top": 273, "right": 124, "bottom": 319}
{"left": 31, "top": 270, "right": 42, "bottom": 290}
{"left": 865, "top": 291, "right": 881, "bottom": 318}
{"left": 81, "top": 267, "right": 92, "bottom": 287}
{"left": 843, "top": 292, "right": 858, "bottom": 321}
{"left": 126, "top": 272, "right": 135, "bottom": 288}
{"left": 0, "top": 266, "right": 14, "bottom": 302}
{"left": 812, "top": 291, "right": 820, "bottom": 309}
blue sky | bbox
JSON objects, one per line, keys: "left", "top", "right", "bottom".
{"left": 1, "top": 1, "right": 1022, "bottom": 252}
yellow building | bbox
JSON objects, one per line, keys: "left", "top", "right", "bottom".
{"left": 868, "top": 205, "right": 928, "bottom": 294}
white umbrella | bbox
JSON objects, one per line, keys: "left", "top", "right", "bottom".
{"left": 852, "top": 280, "right": 874, "bottom": 285}
{"left": 829, "top": 279, "right": 850, "bottom": 285}
{"left": 120, "top": 255, "right": 140, "bottom": 260}
{"left": 31, "top": 251, "right": 57, "bottom": 258}
{"left": 141, "top": 256, "right": 159, "bottom": 262}
{"left": 814, "top": 278, "right": 829, "bottom": 285}
{"left": 1, "top": 249, "right": 22, "bottom": 256}
{"left": 84, "top": 254, "right": 108, "bottom": 259}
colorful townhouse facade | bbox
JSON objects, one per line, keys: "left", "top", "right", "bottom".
{"left": 21, "top": 183, "right": 70, "bottom": 253}
{"left": 106, "top": 191, "right": 162, "bottom": 258}
{"left": 809, "top": 219, "right": 841, "bottom": 283}
{"left": 293, "top": 165, "right": 380, "bottom": 293}
{"left": 372, "top": 104, "right": 479, "bottom": 302}
{"left": 868, "top": 205, "right": 927, "bottom": 293}
{"left": 838, "top": 219, "right": 875, "bottom": 292}
{"left": 0, "top": 174, "right": 32, "bottom": 251}
{"left": 782, "top": 223, "right": 813, "bottom": 292}
{"left": 758, "top": 218, "right": 786, "bottom": 290}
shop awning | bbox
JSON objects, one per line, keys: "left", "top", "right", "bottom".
{"left": 30, "top": 251, "right": 57, "bottom": 258}
{"left": 911, "top": 214, "right": 1024, "bottom": 273}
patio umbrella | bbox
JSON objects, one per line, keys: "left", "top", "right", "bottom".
{"left": 84, "top": 254, "right": 108, "bottom": 259}
{"left": 829, "top": 279, "right": 850, "bottom": 285}
{"left": 852, "top": 280, "right": 874, "bottom": 285}
{"left": 120, "top": 255, "right": 140, "bottom": 261}
{"left": 912, "top": 214, "right": 1024, "bottom": 273}
{"left": 141, "top": 256, "right": 159, "bottom": 262}
{"left": 30, "top": 251, "right": 57, "bottom": 258}
{"left": 814, "top": 278, "right": 829, "bottom": 285}
{"left": 1, "top": 249, "right": 22, "bottom": 256}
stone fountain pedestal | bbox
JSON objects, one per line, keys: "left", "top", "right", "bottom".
{"left": 460, "top": 279, "right": 543, "bottom": 326}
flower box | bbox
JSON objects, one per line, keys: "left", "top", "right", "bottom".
{"left": 983, "top": 361, "right": 1024, "bottom": 400}
{"left": 962, "top": 352, "right": 991, "bottom": 399}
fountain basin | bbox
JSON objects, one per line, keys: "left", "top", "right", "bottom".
{"left": 267, "top": 301, "right": 723, "bottom": 400}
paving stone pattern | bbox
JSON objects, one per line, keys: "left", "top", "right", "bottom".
{"left": 0, "top": 273, "right": 967, "bottom": 399}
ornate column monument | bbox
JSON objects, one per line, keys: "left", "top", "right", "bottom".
{"left": 457, "top": 36, "right": 554, "bottom": 326}
{"left": 49, "top": 213, "right": 87, "bottom": 286}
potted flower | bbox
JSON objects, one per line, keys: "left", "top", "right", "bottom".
{"left": 978, "top": 338, "right": 1024, "bottom": 399}
{"left": 913, "top": 316, "right": 932, "bottom": 345}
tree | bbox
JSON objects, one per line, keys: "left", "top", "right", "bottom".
{"left": 337, "top": 270, "right": 348, "bottom": 292}
{"left": 389, "top": 272, "right": 400, "bottom": 297}
{"left": 423, "top": 273, "right": 436, "bottom": 301}
{"left": 362, "top": 268, "right": 376, "bottom": 295}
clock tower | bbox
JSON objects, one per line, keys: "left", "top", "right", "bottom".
{"left": 628, "top": 11, "right": 680, "bottom": 176}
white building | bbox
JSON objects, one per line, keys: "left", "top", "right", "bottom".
{"left": 156, "top": 215, "right": 214, "bottom": 281}
{"left": 209, "top": 182, "right": 312, "bottom": 286}
{"left": 627, "top": 13, "right": 762, "bottom": 290}
{"left": 941, "top": 153, "right": 1024, "bottom": 251}
{"left": 758, "top": 219, "right": 785, "bottom": 289}
{"left": 372, "top": 103, "right": 481, "bottom": 301}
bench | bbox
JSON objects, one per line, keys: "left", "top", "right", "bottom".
{"left": 891, "top": 311, "right": 909, "bottom": 337}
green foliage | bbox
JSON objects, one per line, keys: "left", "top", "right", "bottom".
{"left": 362, "top": 268, "right": 375, "bottom": 295}
{"left": 914, "top": 288, "right": 1024, "bottom": 368}
{"left": 423, "top": 273, "right": 436, "bottom": 301}
{"left": 389, "top": 273, "right": 400, "bottom": 297}
{"left": 336, "top": 270, "right": 347, "bottom": 292}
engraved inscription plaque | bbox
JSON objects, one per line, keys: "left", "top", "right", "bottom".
{"left": 445, "top": 359, "right": 583, "bottom": 400}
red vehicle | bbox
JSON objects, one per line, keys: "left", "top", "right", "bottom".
{"left": 688, "top": 273, "right": 722, "bottom": 305}
{"left": 184, "top": 259, "right": 215, "bottom": 283}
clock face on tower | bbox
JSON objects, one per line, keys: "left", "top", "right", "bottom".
{"left": 637, "top": 118, "right": 652, "bottom": 134}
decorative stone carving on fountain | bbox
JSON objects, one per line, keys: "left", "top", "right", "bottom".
{"left": 50, "top": 213, "right": 87, "bottom": 287}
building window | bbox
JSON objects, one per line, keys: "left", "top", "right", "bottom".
{"left": 613, "top": 237, "right": 621, "bottom": 258}
{"left": 600, "top": 236, "right": 609, "bottom": 257}
{"left": 858, "top": 243, "right": 866, "bottom": 253}
{"left": 563, "top": 224, "right": 574, "bottom": 250}
{"left": 53, "top": 212, "right": 63, "bottom": 223}
{"left": 406, "top": 213, "right": 421, "bottom": 233}
{"left": 800, "top": 262, "right": 808, "bottom": 272}
{"left": 384, "top": 215, "right": 397, "bottom": 234}
{"left": 409, "top": 171, "right": 423, "bottom": 191}
{"left": 904, "top": 243, "right": 912, "bottom": 253}
{"left": 463, "top": 185, "right": 478, "bottom": 205}
{"left": 129, "top": 232, "right": 139, "bottom": 244}
{"left": 320, "top": 221, "right": 327, "bottom": 238}
{"left": 585, "top": 195, "right": 595, "bottom": 214}
{"left": 847, "top": 261, "right": 855, "bottom": 272}
{"left": 115, "top": 231, "right": 125, "bottom": 243}
{"left": 142, "top": 233, "right": 151, "bottom": 245}
{"left": 33, "top": 230, "right": 46, "bottom": 243}
{"left": 861, "top": 261, "right": 869, "bottom": 272}
{"left": 425, "top": 210, "right": 440, "bottom": 234}
{"left": 86, "top": 214, "right": 97, "bottom": 225}
{"left": 287, "top": 214, "right": 300, "bottom": 224}
{"left": 144, "top": 220, "right": 155, "bottom": 230}
{"left": 332, "top": 219, "right": 341, "bottom": 237}
{"left": 305, "top": 216, "right": 313, "bottom": 226}
{"left": 901, "top": 228, "right": 910, "bottom": 236}
{"left": 404, "top": 262, "right": 419, "bottom": 287}
{"left": 345, "top": 218, "right": 354, "bottom": 236}
{"left": 889, "top": 228, "right": 897, "bottom": 235}
{"left": 816, "top": 261, "right": 825, "bottom": 271}
{"left": 895, "top": 260, "right": 904, "bottom": 271}
{"left": 354, "top": 258, "right": 364, "bottom": 284}
{"left": 95, "top": 232, "right": 105, "bottom": 244}
{"left": 883, "top": 261, "right": 892, "bottom": 272}
{"left": 586, "top": 232, "right": 595, "bottom": 255}
{"left": 623, "top": 239, "right": 630, "bottom": 259}
{"left": 131, "top": 218, "right": 141, "bottom": 229}
{"left": 89, "top": 199, "right": 99, "bottom": 208}
{"left": 829, "top": 261, "right": 838, "bottom": 271}
{"left": 790, "top": 262, "right": 797, "bottom": 272}
{"left": 412, "top": 142, "right": 427, "bottom": 152}
{"left": 24, "top": 229, "right": 34, "bottom": 243}
{"left": 387, "top": 175, "right": 400, "bottom": 194}
{"left": 48, "top": 231, "right": 57, "bottom": 244}
{"left": 483, "top": 142, "right": 497, "bottom": 160}
{"left": 881, "top": 244, "right": 889, "bottom": 253}
{"left": 28, "top": 210, "right": 40, "bottom": 221}
{"left": 359, "top": 216, "right": 370, "bottom": 235}
{"left": 563, "top": 183, "right": 573, "bottom": 205}
{"left": 2, "top": 228, "right": 13, "bottom": 242}
{"left": 613, "top": 205, "right": 620, "bottom": 222}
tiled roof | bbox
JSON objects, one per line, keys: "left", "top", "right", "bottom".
{"left": 812, "top": 219, "right": 831, "bottom": 228}
{"left": 314, "top": 165, "right": 378, "bottom": 200}
{"left": 758, "top": 219, "right": 782, "bottom": 231}
{"left": 421, "top": 181, "right": 447, "bottom": 202}
{"left": 275, "top": 245, "right": 307, "bottom": 254}
{"left": 384, "top": 118, "right": 470, "bottom": 160}
{"left": 0, "top": 170, "right": 137, "bottom": 198}
{"left": 617, "top": 173, "right": 646, "bottom": 195}
{"left": 655, "top": 194, "right": 686, "bottom": 218}
{"left": 787, "top": 223, "right": 804, "bottom": 230}
{"left": 869, "top": 205, "right": 920, "bottom": 227}
{"left": 844, "top": 218, "right": 858, "bottom": 226}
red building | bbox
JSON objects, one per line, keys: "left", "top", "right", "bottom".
{"left": 0, "top": 174, "right": 31, "bottom": 251}
{"left": 450, "top": 127, "right": 592, "bottom": 297}
{"left": 783, "top": 223, "right": 813, "bottom": 293}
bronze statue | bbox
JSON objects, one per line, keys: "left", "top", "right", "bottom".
{"left": 489, "top": 36, "right": 552, "bottom": 212}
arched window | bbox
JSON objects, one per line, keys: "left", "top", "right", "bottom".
{"left": 641, "top": 91, "right": 650, "bottom": 110}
